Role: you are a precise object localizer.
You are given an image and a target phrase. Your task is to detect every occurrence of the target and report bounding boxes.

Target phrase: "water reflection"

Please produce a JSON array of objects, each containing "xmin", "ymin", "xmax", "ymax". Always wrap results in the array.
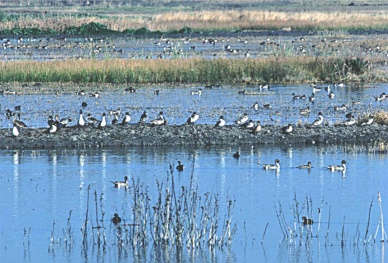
[{"xmin": 0, "ymin": 145, "xmax": 386, "ymax": 263}]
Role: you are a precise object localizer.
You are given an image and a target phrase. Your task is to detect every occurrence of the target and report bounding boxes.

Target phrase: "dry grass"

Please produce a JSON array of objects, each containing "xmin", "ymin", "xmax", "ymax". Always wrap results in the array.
[
  {"xmin": 374, "ymin": 111, "xmax": 388, "ymax": 126},
  {"xmin": 1, "ymin": 10, "xmax": 388, "ymax": 32}
]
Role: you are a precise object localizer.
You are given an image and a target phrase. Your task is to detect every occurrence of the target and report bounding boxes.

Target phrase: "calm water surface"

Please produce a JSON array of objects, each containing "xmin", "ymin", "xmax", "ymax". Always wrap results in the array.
[{"xmin": 0, "ymin": 145, "xmax": 386, "ymax": 262}]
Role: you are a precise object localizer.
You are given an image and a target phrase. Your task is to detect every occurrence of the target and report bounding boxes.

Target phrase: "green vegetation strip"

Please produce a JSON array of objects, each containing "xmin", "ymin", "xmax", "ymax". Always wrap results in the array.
[{"xmin": 0, "ymin": 57, "xmax": 372, "ymax": 84}]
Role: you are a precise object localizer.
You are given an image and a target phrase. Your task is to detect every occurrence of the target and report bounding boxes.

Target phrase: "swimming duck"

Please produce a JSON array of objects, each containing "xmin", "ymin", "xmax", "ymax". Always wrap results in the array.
[
  {"xmin": 292, "ymin": 93, "xmax": 306, "ymax": 100},
  {"xmin": 151, "ymin": 111, "xmax": 165, "ymax": 126},
  {"xmin": 309, "ymin": 93, "xmax": 315, "ymax": 102},
  {"xmin": 334, "ymin": 104, "xmax": 347, "ymax": 111},
  {"xmin": 98, "ymin": 113, "xmax": 107, "ymax": 128},
  {"xmin": 253, "ymin": 101, "xmax": 259, "ymax": 111},
  {"xmin": 328, "ymin": 92, "xmax": 335, "ymax": 99},
  {"xmin": 281, "ymin": 124, "xmax": 293, "ymax": 134},
  {"xmin": 112, "ymin": 213, "xmax": 122, "ymax": 224},
  {"xmin": 327, "ymin": 160, "xmax": 346, "ymax": 172},
  {"xmin": 312, "ymin": 86, "xmax": 321, "ymax": 93},
  {"xmin": 90, "ymin": 91, "xmax": 100, "ymax": 98},
  {"xmin": 302, "ymin": 216, "xmax": 314, "ymax": 225},
  {"xmin": 190, "ymin": 88, "xmax": 202, "ymax": 96},
  {"xmin": 311, "ymin": 112, "xmax": 324, "ymax": 126},
  {"xmin": 335, "ymin": 83, "xmax": 346, "ymax": 88},
  {"xmin": 214, "ymin": 116, "xmax": 226, "ymax": 128},
  {"xmin": 299, "ymin": 106, "xmax": 310, "ymax": 116},
  {"xmin": 111, "ymin": 176, "xmax": 128, "ymax": 188},
  {"xmin": 236, "ymin": 113, "xmax": 248, "ymax": 125},
  {"xmin": 139, "ymin": 111, "xmax": 148, "ymax": 124},
  {"xmin": 176, "ymin": 161, "xmax": 184, "ymax": 171},
  {"xmin": 59, "ymin": 116, "xmax": 72, "ymax": 127},
  {"xmin": 122, "ymin": 112, "xmax": 131, "ymax": 125},
  {"xmin": 77, "ymin": 90, "xmax": 86, "ymax": 96},
  {"xmin": 252, "ymin": 121, "xmax": 262, "ymax": 134},
  {"xmin": 297, "ymin": 161, "xmax": 313, "ymax": 169},
  {"xmin": 259, "ymin": 84, "xmax": 270, "ymax": 90},
  {"xmin": 109, "ymin": 108, "xmax": 121, "ymax": 116},
  {"xmin": 263, "ymin": 104, "xmax": 272, "ymax": 109},
  {"xmin": 262, "ymin": 159, "xmax": 280, "ymax": 170},
  {"xmin": 187, "ymin": 112, "xmax": 199, "ymax": 125},
  {"xmin": 78, "ymin": 110, "xmax": 85, "ymax": 126},
  {"xmin": 233, "ymin": 151, "xmax": 240, "ymax": 159},
  {"xmin": 374, "ymin": 92, "xmax": 386, "ymax": 101}
]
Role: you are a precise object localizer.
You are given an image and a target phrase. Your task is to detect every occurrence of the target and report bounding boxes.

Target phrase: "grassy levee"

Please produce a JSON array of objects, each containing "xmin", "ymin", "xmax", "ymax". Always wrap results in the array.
[{"xmin": 0, "ymin": 56, "xmax": 376, "ymax": 84}]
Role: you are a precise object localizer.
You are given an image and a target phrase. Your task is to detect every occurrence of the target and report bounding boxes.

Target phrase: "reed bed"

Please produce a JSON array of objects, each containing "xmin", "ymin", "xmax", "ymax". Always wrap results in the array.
[
  {"xmin": 1, "ymin": 9, "xmax": 388, "ymax": 32},
  {"xmin": 0, "ymin": 56, "xmax": 378, "ymax": 84},
  {"xmin": 50, "ymin": 163, "xmax": 236, "ymax": 258}
]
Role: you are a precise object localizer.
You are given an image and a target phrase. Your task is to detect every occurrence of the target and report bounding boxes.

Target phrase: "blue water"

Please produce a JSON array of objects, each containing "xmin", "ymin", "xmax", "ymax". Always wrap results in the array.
[{"xmin": 0, "ymin": 145, "xmax": 386, "ymax": 262}]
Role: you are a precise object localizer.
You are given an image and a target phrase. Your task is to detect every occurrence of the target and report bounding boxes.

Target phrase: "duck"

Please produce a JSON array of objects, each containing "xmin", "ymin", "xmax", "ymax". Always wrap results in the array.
[
  {"xmin": 109, "ymin": 108, "xmax": 121, "ymax": 116},
  {"xmin": 328, "ymin": 92, "xmax": 335, "ymax": 99},
  {"xmin": 12, "ymin": 123, "xmax": 19, "ymax": 137},
  {"xmin": 343, "ymin": 115, "xmax": 356, "ymax": 126},
  {"xmin": 111, "ymin": 176, "xmax": 128, "ymax": 188},
  {"xmin": 139, "ymin": 111, "xmax": 148, "ymax": 124},
  {"xmin": 112, "ymin": 213, "xmax": 122, "ymax": 224},
  {"xmin": 359, "ymin": 115, "xmax": 374, "ymax": 126},
  {"xmin": 327, "ymin": 160, "xmax": 346, "ymax": 172},
  {"xmin": 47, "ymin": 123, "xmax": 57, "ymax": 134},
  {"xmin": 98, "ymin": 113, "xmax": 107, "ymax": 128},
  {"xmin": 334, "ymin": 104, "xmax": 347, "ymax": 111},
  {"xmin": 262, "ymin": 159, "xmax": 280, "ymax": 170},
  {"xmin": 312, "ymin": 86, "xmax": 321, "ymax": 93},
  {"xmin": 299, "ymin": 106, "xmax": 310, "ymax": 116},
  {"xmin": 90, "ymin": 91, "xmax": 100, "ymax": 98},
  {"xmin": 311, "ymin": 112, "xmax": 324, "ymax": 126},
  {"xmin": 176, "ymin": 161, "xmax": 184, "ymax": 171},
  {"xmin": 190, "ymin": 88, "xmax": 202, "ymax": 96},
  {"xmin": 309, "ymin": 93, "xmax": 315, "ymax": 102},
  {"xmin": 263, "ymin": 103, "xmax": 272, "ymax": 109},
  {"xmin": 150, "ymin": 111, "xmax": 165, "ymax": 126},
  {"xmin": 78, "ymin": 110, "xmax": 85, "ymax": 126},
  {"xmin": 154, "ymin": 90, "xmax": 160, "ymax": 95},
  {"xmin": 292, "ymin": 93, "xmax": 306, "ymax": 100},
  {"xmin": 253, "ymin": 101, "xmax": 259, "ymax": 111},
  {"xmin": 112, "ymin": 113, "xmax": 119, "ymax": 125},
  {"xmin": 252, "ymin": 121, "xmax": 262, "ymax": 134},
  {"xmin": 233, "ymin": 151, "xmax": 240, "ymax": 159},
  {"xmin": 374, "ymin": 92, "xmax": 386, "ymax": 101},
  {"xmin": 281, "ymin": 124, "xmax": 293, "ymax": 134},
  {"xmin": 86, "ymin": 113, "xmax": 98, "ymax": 126},
  {"xmin": 59, "ymin": 116, "xmax": 72, "ymax": 127},
  {"xmin": 186, "ymin": 112, "xmax": 199, "ymax": 125},
  {"xmin": 77, "ymin": 90, "xmax": 86, "ymax": 96},
  {"xmin": 235, "ymin": 113, "xmax": 248, "ymax": 125},
  {"xmin": 259, "ymin": 84, "xmax": 270, "ymax": 90},
  {"xmin": 243, "ymin": 119, "xmax": 255, "ymax": 129},
  {"xmin": 335, "ymin": 83, "xmax": 346, "ymax": 88},
  {"xmin": 47, "ymin": 115, "xmax": 54, "ymax": 127},
  {"xmin": 214, "ymin": 116, "xmax": 226, "ymax": 128},
  {"xmin": 302, "ymin": 216, "xmax": 314, "ymax": 225},
  {"xmin": 297, "ymin": 161, "xmax": 313, "ymax": 169},
  {"xmin": 121, "ymin": 112, "xmax": 131, "ymax": 125}
]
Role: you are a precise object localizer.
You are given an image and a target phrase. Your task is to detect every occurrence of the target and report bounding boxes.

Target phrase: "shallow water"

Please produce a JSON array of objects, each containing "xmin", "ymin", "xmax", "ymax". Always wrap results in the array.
[
  {"xmin": 1, "ymin": 83, "xmax": 387, "ymax": 130},
  {"xmin": 0, "ymin": 145, "xmax": 386, "ymax": 262}
]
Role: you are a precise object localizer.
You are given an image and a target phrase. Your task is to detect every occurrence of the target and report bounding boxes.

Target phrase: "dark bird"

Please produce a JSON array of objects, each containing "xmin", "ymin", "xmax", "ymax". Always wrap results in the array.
[
  {"xmin": 176, "ymin": 161, "xmax": 184, "ymax": 171},
  {"xmin": 112, "ymin": 213, "xmax": 122, "ymax": 224},
  {"xmin": 233, "ymin": 151, "xmax": 240, "ymax": 159},
  {"xmin": 139, "ymin": 111, "xmax": 148, "ymax": 124}
]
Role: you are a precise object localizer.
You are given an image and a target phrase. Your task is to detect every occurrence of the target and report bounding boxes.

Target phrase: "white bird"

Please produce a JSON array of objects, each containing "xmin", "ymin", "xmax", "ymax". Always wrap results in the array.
[
  {"xmin": 98, "ymin": 113, "xmax": 107, "ymax": 128},
  {"xmin": 328, "ymin": 160, "xmax": 346, "ymax": 172},
  {"xmin": 262, "ymin": 159, "xmax": 280, "ymax": 170},
  {"xmin": 311, "ymin": 112, "xmax": 324, "ymax": 126},
  {"xmin": 214, "ymin": 116, "xmax": 226, "ymax": 127},
  {"xmin": 150, "ymin": 111, "xmax": 166, "ymax": 126},
  {"xmin": 12, "ymin": 124, "xmax": 19, "ymax": 137},
  {"xmin": 122, "ymin": 112, "xmax": 131, "ymax": 125},
  {"xmin": 187, "ymin": 112, "xmax": 199, "ymax": 124},
  {"xmin": 236, "ymin": 113, "xmax": 248, "ymax": 125},
  {"xmin": 78, "ymin": 110, "xmax": 85, "ymax": 126}
]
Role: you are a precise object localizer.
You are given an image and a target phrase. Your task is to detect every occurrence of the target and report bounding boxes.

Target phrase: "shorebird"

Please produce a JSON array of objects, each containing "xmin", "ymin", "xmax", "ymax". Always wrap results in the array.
[
  {"xmin": 262, "ymin": 159, "xmax": 280, "ymax": 170},
  {"xmin": 111, "ymin": 176, "xmax": 128, "ymax": 188}
]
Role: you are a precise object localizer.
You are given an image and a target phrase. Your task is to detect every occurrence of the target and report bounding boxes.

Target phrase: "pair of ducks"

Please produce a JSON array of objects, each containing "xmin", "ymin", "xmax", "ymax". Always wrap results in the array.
[{"xmin": 261, "ymin": 159, "xmax": 346, "ymax": 172}]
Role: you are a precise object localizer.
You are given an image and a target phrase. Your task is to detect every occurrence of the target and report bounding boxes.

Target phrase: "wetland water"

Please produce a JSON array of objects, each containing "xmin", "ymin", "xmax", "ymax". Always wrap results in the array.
[{"xmin": 0, "ymin": 145, "xmax": 387, "ymax": 263}]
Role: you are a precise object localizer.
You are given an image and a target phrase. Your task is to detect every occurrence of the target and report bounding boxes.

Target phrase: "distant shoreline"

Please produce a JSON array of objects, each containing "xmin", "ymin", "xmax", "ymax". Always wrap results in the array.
[{"xmin": 1, "ymin": 124, "xmax": 387, "ymax": 150}]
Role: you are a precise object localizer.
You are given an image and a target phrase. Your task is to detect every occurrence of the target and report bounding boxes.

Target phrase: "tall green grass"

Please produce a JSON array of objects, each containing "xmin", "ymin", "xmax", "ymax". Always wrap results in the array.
[{"xmin": 0, "ymin": 56, "xmax": 379, "ymax": 84}]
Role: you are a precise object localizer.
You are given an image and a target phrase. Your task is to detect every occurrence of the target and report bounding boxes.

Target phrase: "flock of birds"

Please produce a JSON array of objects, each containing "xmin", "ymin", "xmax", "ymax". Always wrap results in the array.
[{"xmin": 4, "ymin": 81, "xmax": 386, "ymax": 139}]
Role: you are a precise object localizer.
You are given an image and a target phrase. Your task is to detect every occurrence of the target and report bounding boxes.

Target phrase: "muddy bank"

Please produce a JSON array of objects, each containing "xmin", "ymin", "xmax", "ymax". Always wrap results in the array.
[{"xmin": 1, "ymin": 123, "xmax": 387, "ymax": 150}]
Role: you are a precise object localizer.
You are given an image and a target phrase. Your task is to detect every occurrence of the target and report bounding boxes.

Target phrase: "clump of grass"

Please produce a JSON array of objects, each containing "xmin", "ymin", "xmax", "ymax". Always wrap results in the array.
[{"xmin": 374, "ymin": 111, "xmax": 388, "ymax": 126}]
